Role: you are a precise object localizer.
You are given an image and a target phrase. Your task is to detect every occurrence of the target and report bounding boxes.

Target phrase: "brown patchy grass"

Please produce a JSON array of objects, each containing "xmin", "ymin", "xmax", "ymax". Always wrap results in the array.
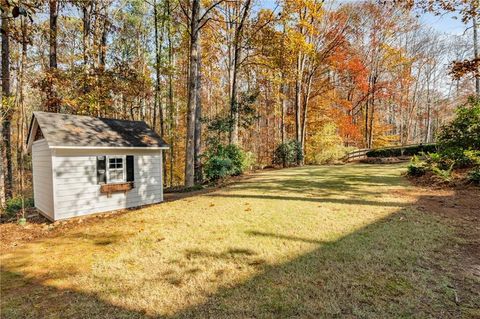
[{"xmin": 1, "ymin": 164, "xmax": 478, "ymax": 318}]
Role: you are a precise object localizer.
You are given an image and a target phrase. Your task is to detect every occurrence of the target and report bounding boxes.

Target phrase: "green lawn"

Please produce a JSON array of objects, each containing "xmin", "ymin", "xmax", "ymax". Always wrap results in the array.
[{"xmin": 0, "ymin": 164, "xmax": 474, "ymax": 318}]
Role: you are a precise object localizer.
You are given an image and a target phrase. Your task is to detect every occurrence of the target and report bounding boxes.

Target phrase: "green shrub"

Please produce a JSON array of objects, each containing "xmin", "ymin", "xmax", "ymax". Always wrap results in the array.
[
  {"xmin": 407, "ymin": 155, "xmax": 427, "ymax": 176},
  {"xmin": 432, "ymin": 97, "xmax": 479, "ymax": 168},
  {"xmin": 4, "ymin": 196, "xmax": 34, "ymax": 215},
  {"xmin": 367, "ymin": 148, "xmax": 400, "ymax": 157},
  {"xmin": 464, "ymin": 150, "xmax": 480, "ymax": 166},
  {"xmin": 403, "ymin": 144, "xmax": 437, "ymax": 156},
  {"xmin": 468, "ymin": 167, "xmax": 480, "ymax": 184},
  {"xmin": 407, "ymin": 164, "xmax": 426, "ymax": 177},
  {"xmin": 204, "ymin": 156, "xmax": 234, "ymax": 181},
  {"xmin": 405, "ymin": 98, "xmax": 480, "ymax": 181},
  {"xmin": 224, "ymin": 144, "xmax": 246, "ymax": 176},
  {"xmin": 437, "ymin": 97, "xmax": 480, "ymax": 152},
  {"xmin": 431, "ymin": 163, "xmax": 454, "ymax": 181},
  {"xmin": 423, "ymin": 152, "xmax": 455, "ymax": 170},
  {"xmin": 203, "ymin": 142, "xmax": 251, "ymax": 181},
  {"xmin": 273, "ymin": 140, "xmax": 303, "ymax": 167},
  {"xmin": 367, "ymin": 144, "xmax": 437, "ymax": 158},
  {"xmin": 424, "ymin": 152, "xmax": 441, "ymax": 164}
]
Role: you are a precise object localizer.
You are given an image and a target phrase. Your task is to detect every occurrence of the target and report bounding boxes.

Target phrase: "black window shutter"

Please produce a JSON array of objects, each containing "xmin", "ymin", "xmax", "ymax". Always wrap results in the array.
[
  {"xmin": 97, "ymin": 156, "xmax": 106, "ymax": 184},
  {"xmin": 126, "ymin": 156, "xmax": 134, "ymax": 182}
]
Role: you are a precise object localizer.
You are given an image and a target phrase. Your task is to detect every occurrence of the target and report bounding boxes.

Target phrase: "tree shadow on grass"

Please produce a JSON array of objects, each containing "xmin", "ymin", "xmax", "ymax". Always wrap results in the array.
[
  {"xmin": 207, "ymin": 193, "xmax": 408, "ymax": 207},
  {"xmin": 0, "ymin": 270, "xmax": 154, "ymax": 319},
  {"xmin": 229, "ymin": 166, "xmax": 408, "ymax": 199},
  {"xmin": 0, "ymin": 193, "xmax": 467, "ymax": 319},
  {"xmin": 245, "ymin": 230, "xmax": 326, "ymax": 244},
  {"xmin": 172, "ymin": 194, "xmax": 461, "ymax": 318}
]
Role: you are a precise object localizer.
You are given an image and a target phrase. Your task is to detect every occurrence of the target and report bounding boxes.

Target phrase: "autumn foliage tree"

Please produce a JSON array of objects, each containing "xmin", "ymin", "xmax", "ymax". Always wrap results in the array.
[{"xmin": 0, "ymin": 0, "xmax": 477, "ymax": 206}]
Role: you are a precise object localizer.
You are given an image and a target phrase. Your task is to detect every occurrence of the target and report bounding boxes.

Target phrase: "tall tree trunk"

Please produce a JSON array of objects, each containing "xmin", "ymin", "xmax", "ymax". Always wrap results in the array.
[
  {"xmin": 279, "ymin": 21, "xmax": 287, "ymax": 145},
  {"xmin": 0, "ymin": 159, "xmax": 4, "ymax": 207},
  {"xmin": 368, "ymin": 75, "xmax": 377, "ymax": 149},
  {"xmin": 368, "ymin": 100, "xmax": 375, "ymax": 148},
  {"xmin": 300, "ymin": 72, "xmax": 313, "ymax": 163},
  {"xmin": 18, "ymin": 16, "xmax": 28, "ymax": 217},
  {"xmin": 15, "ymin": 15, "xmax": 28, "ymax": 192},
  {"xmin": 294, "ymin": 52, "xmax": 305, "ymax": 152},
  {"xmin": 167, "ymin": 0, "xmax": 175, "ymax": 187},
  {"xmin": 48, "ymin": 0, "xmax": 59, "ymax": 112},
  {"xmin": 194, "ymin": 45, "xmax": 203, "ymax": 184},
  {"xmin": 185, "ymin": 0, "xmax": 200, "ymax": 187},
  {"xmin": 364, "ymin": 97, "xmax": 369, "ymax": 148},
  {"xmin": 295, "ymin": 61, "xmax": 301, "ymax": 144},
  {"xmin": 1, "ymin": 9, "xmax": 13, "ymax": 201},
  {"xmin": 229, "ymin": 0, "xmax": 252, "ymax": 145},
  {"xmin": 98, "ymin": 7, "xmax": 108, "ymax": 117},
  {"xmin": 280, "ymin": 81, "xmax": 286, "ymax": 144},
  {"xmin": 153, "ymin": 0, "xmax": 165, "ymax": 134},
  {"xmin": 99, "ymin": 17, "xmax": 107, "ymax": 69},
  {"xmin": 473, "ymin": 11, "xmax": 479, "ymax": 96},
  {"xmin": 82, "ymin": 2, "xmax": 92, "ymax": 94},
  {"xmin": 153, "ymin": 1, "xmax": 168, "ymax": 187},
  {"xmin": 425, "ymin": 70, "xmax": 432, "ymax": 143},
  {"xmin": 294, "ymin": 8, "xmax": 307, "ymax": 155}
]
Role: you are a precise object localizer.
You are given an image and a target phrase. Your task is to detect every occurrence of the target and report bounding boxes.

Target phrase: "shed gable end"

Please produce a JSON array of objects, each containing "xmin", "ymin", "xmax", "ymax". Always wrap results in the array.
[{"xmin": 34, "ymin": 126, "xmax": 44, "ymax": 141}]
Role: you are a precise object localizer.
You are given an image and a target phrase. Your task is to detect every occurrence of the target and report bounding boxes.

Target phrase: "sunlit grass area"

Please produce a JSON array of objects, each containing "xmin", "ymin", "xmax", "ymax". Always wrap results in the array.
[{"xmin": 0, "ymin": 164, "xmax": 466, "ymax": 318}]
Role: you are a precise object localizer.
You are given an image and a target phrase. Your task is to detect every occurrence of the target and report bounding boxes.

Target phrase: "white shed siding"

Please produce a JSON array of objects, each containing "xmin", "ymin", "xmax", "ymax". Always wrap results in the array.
[
  {"xmin": 53, "ymin": 149, "xmax": 163, "ymax": 220},
  {"xmin": 32, "ymin": 139, "xmax": 54, "ymax": 219}
]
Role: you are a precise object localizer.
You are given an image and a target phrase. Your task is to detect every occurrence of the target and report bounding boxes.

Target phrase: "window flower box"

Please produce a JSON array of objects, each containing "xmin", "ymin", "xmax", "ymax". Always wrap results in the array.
[{"xmin": 100, "ymin": 182, "xmax": 134, "ymax": 195}]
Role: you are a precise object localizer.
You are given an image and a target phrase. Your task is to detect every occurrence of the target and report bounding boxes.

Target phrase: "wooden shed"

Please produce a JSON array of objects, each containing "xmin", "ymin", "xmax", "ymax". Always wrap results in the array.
[{"xmin": 26, "ymin": 112, "xmax": 169, "ymax": 221}]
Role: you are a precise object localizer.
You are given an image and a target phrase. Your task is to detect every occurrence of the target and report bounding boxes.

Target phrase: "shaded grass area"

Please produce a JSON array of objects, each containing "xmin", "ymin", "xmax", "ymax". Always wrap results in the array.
[{"xmin": 1, "ymin": 164, "xmax": 477, "ymax": 318}]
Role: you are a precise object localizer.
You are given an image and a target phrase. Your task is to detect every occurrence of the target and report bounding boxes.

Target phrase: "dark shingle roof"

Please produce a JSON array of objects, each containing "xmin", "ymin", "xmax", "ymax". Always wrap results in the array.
[{"xmin": 30, "ymin": 112, "xmax": 168, "ymax": 148}]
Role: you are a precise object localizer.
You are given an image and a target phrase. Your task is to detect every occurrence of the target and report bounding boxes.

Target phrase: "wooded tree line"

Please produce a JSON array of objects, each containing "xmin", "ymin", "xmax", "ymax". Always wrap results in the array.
[{"xmin": 1, "ymin": 0, "xmax": 479, "ymax": 205}]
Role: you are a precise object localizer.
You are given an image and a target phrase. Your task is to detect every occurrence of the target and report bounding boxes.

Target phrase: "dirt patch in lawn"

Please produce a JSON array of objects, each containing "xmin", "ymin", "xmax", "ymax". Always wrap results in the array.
[
  {"xmin": 407, "ymin": 168, "xmax": 478, "ymax": 189},
  {"xmin": 412, "ymin": 186, "xmax": 480, "ymax": 315},
  {"xmin": 0, "ymin": 211, "xmax": 128, "ymax": 251}
]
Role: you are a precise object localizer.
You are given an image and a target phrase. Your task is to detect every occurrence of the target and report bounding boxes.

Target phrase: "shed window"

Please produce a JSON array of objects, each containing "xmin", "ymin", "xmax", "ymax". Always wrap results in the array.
[{"xmin": 107, "ymin": 156, "xmax": 126, "ymax": 183}]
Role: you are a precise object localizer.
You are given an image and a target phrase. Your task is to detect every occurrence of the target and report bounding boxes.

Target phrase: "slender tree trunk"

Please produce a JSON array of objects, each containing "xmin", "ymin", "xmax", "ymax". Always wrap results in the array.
[
  {"xmin": 49, "ymin": 1, "xmax": 58, "ymax": 69},
  {"xmin": 368, "ymin": 101, "xmax": 375, "ymax": 148},
  {"xmin": 1, "ymin": 9, "xmax": 13, "ymax": 202},
  {"xmin": 229, "ymin": 0, "xmax": 252, "ymax": 145},
  {"xmin": 185, "ymin": 0, "xmax": 200, "ymax": 187},
  {"xmin": 364, "ymin": 98, "xmax": 369, "ymax": 148},
  {"xmin": 473, "ymin": 12, "xmax": 479, "ymax": 96},
  {"xmin": 295, "ymin": 53, "xmax": 303, "ymax": 146},
  {"xmin": 280, "ymin": 22, "xmax": 287, "ymax": 145},
  {"xmin": 300, "ymin": 73, "xmax": 313, "ymax": 163},
  {"xmin": 153, "ymin": 0, "xmax": 167, "ymax": 185},
  {"xmin": 194, "ymin": 45, "xmax": 203, "ymax": 184},
  {"xmin": 48, "ymin": 0, "xmax": 59, "ymax": 112},
  {"xmin": 425, "ymin": 72, "xmax": 432, "ymax": 143},
  {"xmin": 280, "ymin": 81, "xmax": 286, "ymax": 144},
  {"xmin": 368, "ymin": 75, "xmax": 377, "ymax": 149},
  {"xmin": 152, "ymin": 0, "xmax": 163, "ymax": 132},
  {"xmin": 0, "ymin": 159, "xmax": 4, "ymax": 207},
  {"xmin": 294, "ymin": 8, "xmax": 307, "ymax": 155},
  {"xmin": 167, "ymin": 0, "xmax": 175, "ymax": 187},
  {"xmin": 19, "ymin": 16, "xmax": 28, "ymax": 217},
  {"xmin": 14, "ymin": 16, "xmax": 27, "ymax": 197},
  {"xmin": 99, "ymin": 17, "xmax": 107, "ymax": 69},
  {"xmin": 294, "ymin": 51, "xmax": 307, "ymax": 158},
  {"xmin": 83, "ymin": 2, "xmax": 91, "ymax": 94},
  {"xmin": 98, "ymin": 7, "xmax": 108, "ymax": 116},
  {"xmin": 229, "ymin": 53, "xmax": 240, "ymax": 144}
]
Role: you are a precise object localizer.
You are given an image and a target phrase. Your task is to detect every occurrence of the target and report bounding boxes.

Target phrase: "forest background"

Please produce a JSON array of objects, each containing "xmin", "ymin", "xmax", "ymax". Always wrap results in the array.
[{"xmin": 1, "ymin": 0, "xmax": 479, "ymax": 207}]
